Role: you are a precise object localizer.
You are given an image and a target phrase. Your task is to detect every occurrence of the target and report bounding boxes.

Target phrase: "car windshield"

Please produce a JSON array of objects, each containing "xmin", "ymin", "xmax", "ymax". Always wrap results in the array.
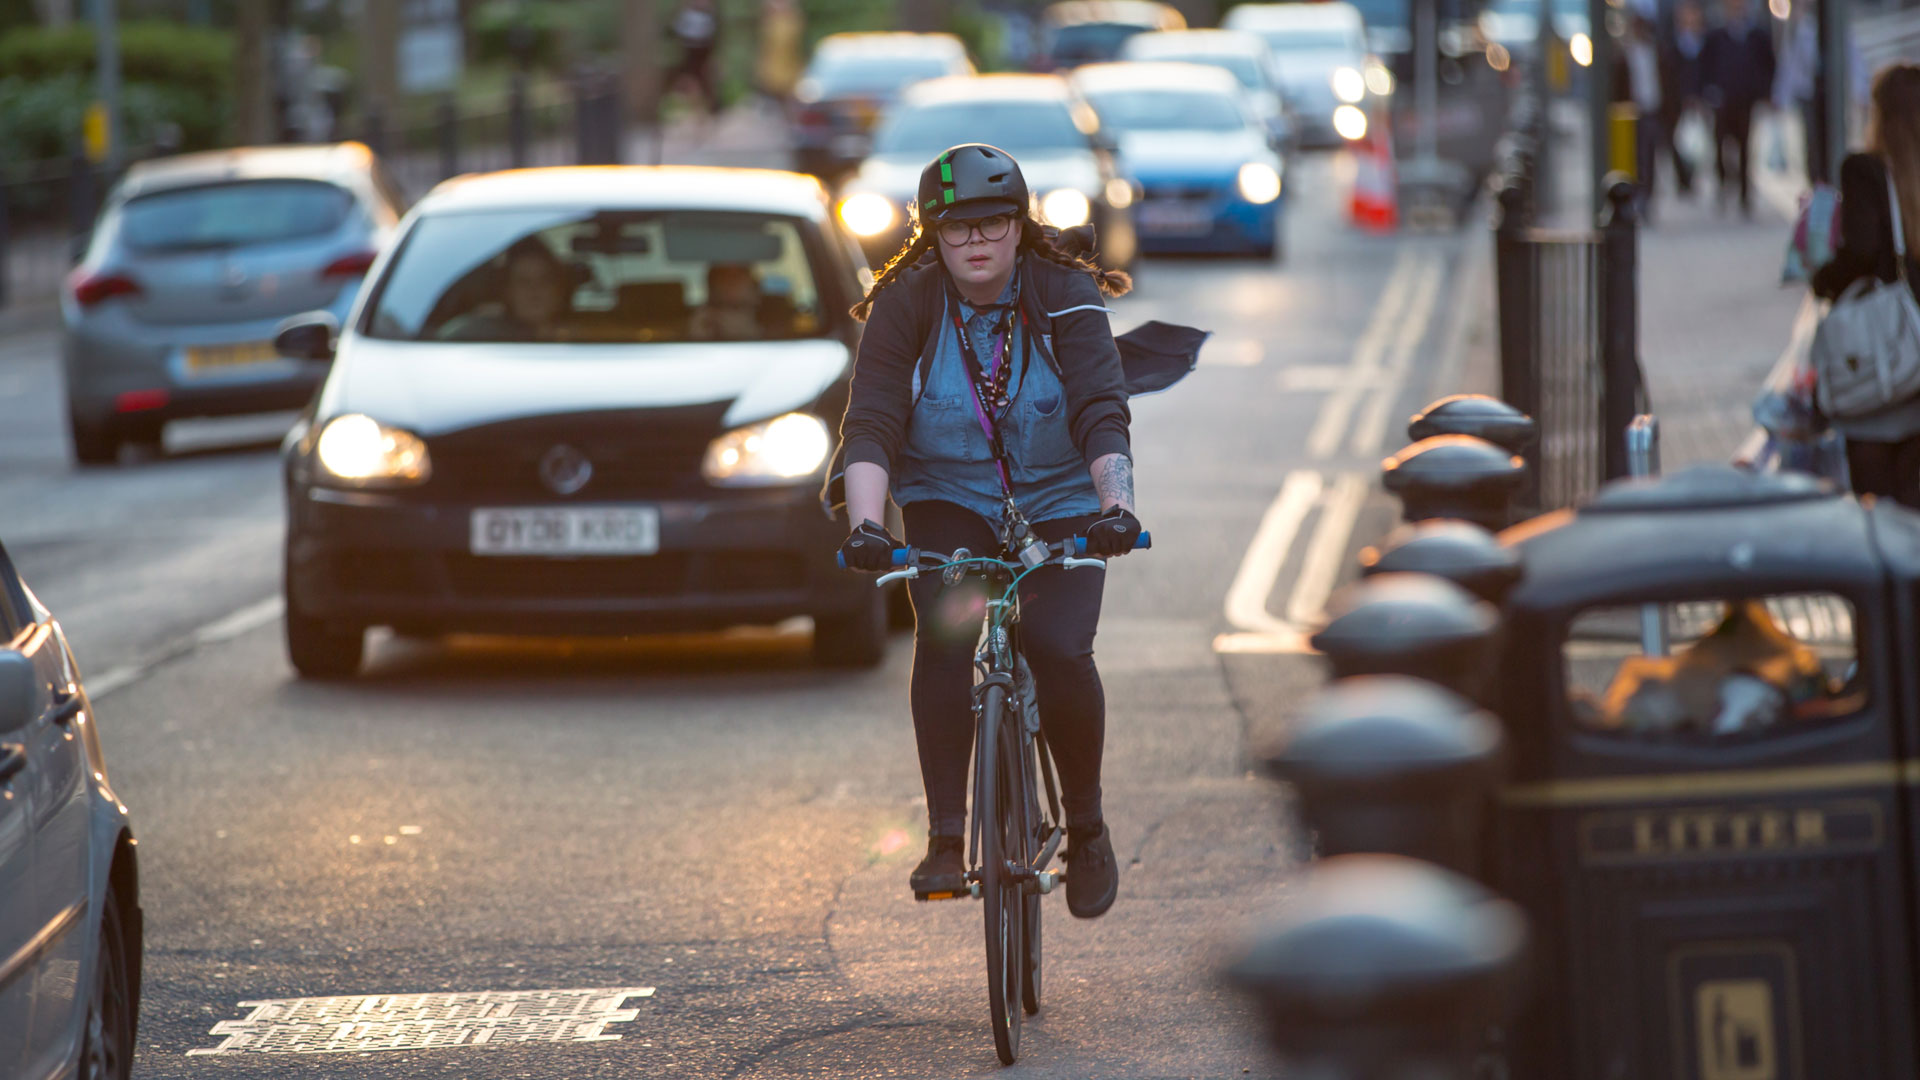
[
  {"xmin": 1135, "ymin": 51, "xmax": 1263, "ymax": 88},
  {"xmin": 1256, "ymin": 28, "xmax": 1360, "ymax": 52},
  {"xmin": 118, "ymin": 180, "xmax": 353, "ymax": 253},
  {"xmin": 363, "ymin": 209, "xmax": 829, "ymax": 344},
  {"xmin": 1346, "ymin": 0, "xmax": 1407, "ymax": 30},
  {"xmin": 874, "ymin": 101, "xmax": 1087, "ymax": 155},
  {"xmin": 1086, "ymin": 89, "xmax": 1245, "ymax": 132},
  {"xmin": 1486, "ymin": 0, "xmax": 1587, "ymax": 13},
  {"xmin": 808, "ymin": 55, "xmax": 955, "ymax": 97},
  {"xmin": 1047, "ymin": 23, "xmax": 1150, "ymax": 63}
]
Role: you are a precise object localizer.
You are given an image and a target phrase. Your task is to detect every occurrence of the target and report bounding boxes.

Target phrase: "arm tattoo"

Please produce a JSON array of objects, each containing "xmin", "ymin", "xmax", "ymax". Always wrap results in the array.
[{"xmin": 1095, "ymin": 454, "xmax": 1135, "ymax": 512}]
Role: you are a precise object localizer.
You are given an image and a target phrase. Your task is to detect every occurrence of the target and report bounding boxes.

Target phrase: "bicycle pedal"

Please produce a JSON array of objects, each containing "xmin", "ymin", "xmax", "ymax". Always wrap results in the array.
[{"xmin": 915, "ymin": 889, "xmax": 969, "ymax": 902}]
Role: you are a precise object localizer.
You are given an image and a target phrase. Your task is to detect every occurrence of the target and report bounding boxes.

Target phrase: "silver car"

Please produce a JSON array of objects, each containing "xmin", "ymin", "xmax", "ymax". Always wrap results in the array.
[
  {"xmin": 62, "ymin": 143, "xmax": 406, "ymax": 465},
  {"xmin": 0, "ymin": 539, "xmax": 141, "ymax": 1079}
]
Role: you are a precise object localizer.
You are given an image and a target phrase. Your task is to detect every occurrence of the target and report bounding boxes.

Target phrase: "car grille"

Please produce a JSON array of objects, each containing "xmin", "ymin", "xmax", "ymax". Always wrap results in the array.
[
  {"xmin": 1140, "ymin": 182, "xmax": 1222, "ymax": 203},
  {"xmin": 425, "ymin": 404, "xmax": 730, "ymax": 501},
  {"xmin": 441, "ymin": 552, "xmax": 804, "ymax": 600}
]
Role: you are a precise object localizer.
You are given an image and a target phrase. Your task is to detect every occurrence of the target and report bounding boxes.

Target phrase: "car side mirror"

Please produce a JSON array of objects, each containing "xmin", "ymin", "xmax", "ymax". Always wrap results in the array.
[
  {"xmin": 275, "ymin": 311, "xmax": 340, "ymax": 362},
  {"xmin": 0, "ymin": 652, "xmax": 36, "ymax": 734}
]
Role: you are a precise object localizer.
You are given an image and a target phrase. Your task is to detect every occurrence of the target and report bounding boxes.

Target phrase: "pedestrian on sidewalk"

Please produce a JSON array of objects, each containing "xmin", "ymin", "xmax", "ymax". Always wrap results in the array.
[
  {"xmin": 669, "ymin": 0, "xmax": 723, "ymax": 119},
  {"xmin": 1701, "ymin": 0, "xmax": 1776, "ymax": 217},
  {"xmin": 754, "ymin": 0, "xmax": 805, "ymax": 110},
  {"xmin": 1614, "ymin": 14, "xmax": 1669, "ymax": 219},
  {"xmin": 1664, "ymin": 0, "xmax": 1709, "ymax": 196},
  {"xmin": 1811, "ymin": 63, "xmax": 1920, "ymax": 506}
]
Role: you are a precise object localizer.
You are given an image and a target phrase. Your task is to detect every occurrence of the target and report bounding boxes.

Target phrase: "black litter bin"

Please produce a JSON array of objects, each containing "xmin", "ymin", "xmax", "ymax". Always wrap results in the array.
[{"xmin": 1493, "ymin": 465, "xmax": 1917, "ymax": 1080}]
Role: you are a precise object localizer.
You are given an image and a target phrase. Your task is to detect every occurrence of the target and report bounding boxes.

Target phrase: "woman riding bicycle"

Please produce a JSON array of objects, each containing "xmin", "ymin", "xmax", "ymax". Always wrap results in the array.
[{"xmin": 835, "ymin": 143, "xmax": 1143, "ymax": 920}]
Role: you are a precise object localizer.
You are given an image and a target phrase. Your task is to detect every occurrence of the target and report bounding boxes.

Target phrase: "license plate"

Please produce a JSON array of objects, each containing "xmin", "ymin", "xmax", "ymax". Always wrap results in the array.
[
  {"xmin": 185, "ymin": 340, "xmax": 279, "ymax": 372},
  {"xmin": 1137, "ymin": 199, "xmax": 1215, "ymax": 235},
  {"xmin": 469, "ymin": 506, "xmax": 660, "ymax": 556}
]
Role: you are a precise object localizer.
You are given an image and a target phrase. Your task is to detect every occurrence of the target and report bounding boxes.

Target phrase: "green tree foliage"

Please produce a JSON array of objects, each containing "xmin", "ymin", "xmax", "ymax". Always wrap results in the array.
[{"xmin": 0, "ymin": 21, "xmax": 233, "ymax": 165}]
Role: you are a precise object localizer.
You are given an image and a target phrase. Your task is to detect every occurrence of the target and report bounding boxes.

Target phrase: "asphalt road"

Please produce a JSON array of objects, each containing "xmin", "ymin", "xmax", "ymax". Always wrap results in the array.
[{"xmin": 0, "ymin": 153, "xmax": 1478, "ymax": 1078}]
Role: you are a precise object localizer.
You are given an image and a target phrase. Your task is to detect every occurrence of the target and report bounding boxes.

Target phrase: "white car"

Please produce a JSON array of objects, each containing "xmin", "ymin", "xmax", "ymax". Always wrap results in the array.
[
  {"xmin": 1478, "ymin": 0, "xmax": 1592, "ymax": 68},
  {"xmin": 0, "ymin": 540, "xmax": 141, "ymax": 1080},
  {"xmin": 1222, "ymin": 2, "xmax": 1386, "ymax": 147},
  {"xmin": 275, "ymin": 166, "xmax": 901, "ymax": 675},
  {"xmin": 1118, "ymin": 29, "xmax": 1299, "ymax": 149}
]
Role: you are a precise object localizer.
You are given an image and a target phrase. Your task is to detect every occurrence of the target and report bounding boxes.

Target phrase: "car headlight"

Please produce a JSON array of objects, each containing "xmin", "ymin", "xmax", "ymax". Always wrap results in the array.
[
  {"xmin": 702, "ymin": 412, "xmax": 831, "ymax": 486},
  {"xmin": 1570, "ymin": 32, "xmax": 1593, "ymax": 67},
  {"xmin": 1331, "ymin": 66, "xmax": 1367, "ymax": 103},
  {"xmin": 314, "ymin": 413, "xmax": 431, "ymax": 486},
  {"xmin": 1236, "ymin": 162, "xmax": 1282, "ymax": 205},
  {"xmin": 1333, "ymin": 104, "xmax": 1369, "ymax": 141},
  {"xmin": 1040, "ymin": 188, "xmax": 1092, "ymax": 229},
  {"xmin": 1364, "ymin": 62, "xmax": 1395, "ymax": 97},
  {"xmin": 838, "ymin": 193, "xmax": 897, "ymax": 238},
  {"xmin": 1104, "ymin": 176, "xmax": 1135, "ymax": 210}
]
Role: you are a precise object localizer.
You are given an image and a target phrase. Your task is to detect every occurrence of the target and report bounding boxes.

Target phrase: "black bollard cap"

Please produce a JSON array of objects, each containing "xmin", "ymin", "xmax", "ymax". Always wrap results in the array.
[
  {"xmin": 1226, "ymin": 855, "xmax": 1528, "ymax": 1042},
  {"xmin": 1310, "ymin": 573, "xmax": 1499, "ymax": 664},
  {"xmin": 1381, "ymin": 435, "xmax": 1528, "ymax": 497},
  {"xmin": 1408, "ymin": 395, "xmax": 1537, "ymax": 454},
  {"xmin": 1263, "ymin": 675, "xmax": 1505, "ymax": 801},
  {"xmin": 1359, "ymin": 519, "xmax": 1524, "ymax": 604}
]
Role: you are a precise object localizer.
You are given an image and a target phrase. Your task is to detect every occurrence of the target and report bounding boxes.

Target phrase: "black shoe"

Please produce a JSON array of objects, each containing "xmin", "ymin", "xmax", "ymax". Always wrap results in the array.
[
  {"xmin": 910, "ymin": 835, "xmax": 966, "ymax": 897},
  {"xmin": 1064, "ymin": 823, "xmax": 1118, "ymax": 919}
]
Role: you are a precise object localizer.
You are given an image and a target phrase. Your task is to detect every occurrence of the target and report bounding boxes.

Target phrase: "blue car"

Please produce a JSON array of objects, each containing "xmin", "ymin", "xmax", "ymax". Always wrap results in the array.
[{"xmin": 1074, "ymin": 62, "xmax": 1287, "ymax": 259}]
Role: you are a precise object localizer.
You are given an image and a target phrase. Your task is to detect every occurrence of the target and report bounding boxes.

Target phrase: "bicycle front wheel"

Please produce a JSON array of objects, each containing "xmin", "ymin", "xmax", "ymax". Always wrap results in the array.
[{"xmin": 978, "ymin": 685, "xmax": 1026, "ymax": 1065}]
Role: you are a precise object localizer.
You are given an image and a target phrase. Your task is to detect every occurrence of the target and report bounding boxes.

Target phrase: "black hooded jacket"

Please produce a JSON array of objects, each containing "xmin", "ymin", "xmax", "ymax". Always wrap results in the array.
[{"xmin": 838, "ymin": 256, "xmax": 1132, "ymax": 476}]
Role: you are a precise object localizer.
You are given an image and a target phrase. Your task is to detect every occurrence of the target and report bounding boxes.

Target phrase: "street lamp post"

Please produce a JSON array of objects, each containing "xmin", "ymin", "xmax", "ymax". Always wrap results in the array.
[{"xmin": 90, "ymin": 0, "xmax": 121, "ymax": 173}]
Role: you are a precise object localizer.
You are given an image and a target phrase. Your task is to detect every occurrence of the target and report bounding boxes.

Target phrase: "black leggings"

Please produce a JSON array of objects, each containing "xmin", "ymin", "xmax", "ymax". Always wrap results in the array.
[
  {"xmin": 903, "ymin": 501, "xmax": 1107, "ymax": 838},
  {"xmin": 1846, "ymin": 435, "xmax": 1920, "ymax": 509}
]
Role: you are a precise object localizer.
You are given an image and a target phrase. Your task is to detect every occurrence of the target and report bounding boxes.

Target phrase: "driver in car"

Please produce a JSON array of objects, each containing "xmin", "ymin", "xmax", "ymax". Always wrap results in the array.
[{"xmin": 690, "ymin": 262, "xmax": 765, "ymax": 340}]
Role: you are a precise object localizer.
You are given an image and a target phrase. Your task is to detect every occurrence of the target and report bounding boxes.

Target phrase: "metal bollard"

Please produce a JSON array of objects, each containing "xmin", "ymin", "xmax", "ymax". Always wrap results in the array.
[
  {"xmin": 1311, "ymin": 573, "xmax": 1501, "ymax": 700},
  {"xmin": 436, "ymin": 94, "xmax": 459, "ymax": 180},
  {"xmin": 1407, "ymin": 394, "xmax": 1537, "ymax": 456},
  {"xmin": 1226, "ymin": 854, "xmax": 1529, "ymax": 1080},
  {"xmin": 1380, "ymin": 435, "xmax": 1528, "ymax": 531},
  {"xmin": 508, "ymin": 73, "xmax": 530, "ymax": 168},
  {"xmin": 1358, "ymin": 519, "xmax": 1523, "ymax": 606},
  {"xmin": 1263, "ymin": 675, "xmax": 1504, "ymax": 874}
]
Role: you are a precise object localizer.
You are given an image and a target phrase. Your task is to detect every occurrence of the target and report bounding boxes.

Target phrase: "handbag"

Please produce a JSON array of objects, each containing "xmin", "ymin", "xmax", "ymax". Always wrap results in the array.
[{"xmin": 1812, "ymin": 168, "xmax": 1920, "ymax": 419}]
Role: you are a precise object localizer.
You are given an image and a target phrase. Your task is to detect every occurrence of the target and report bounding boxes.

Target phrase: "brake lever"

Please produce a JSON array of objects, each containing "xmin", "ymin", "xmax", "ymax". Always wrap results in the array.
[
  {"xmin": 1061, "ymin": 557, "xmax": 1107, "ymax": 570},
  {"xmin": 875, "ymin": 567, "xmax": 921, "ymax": 587}
]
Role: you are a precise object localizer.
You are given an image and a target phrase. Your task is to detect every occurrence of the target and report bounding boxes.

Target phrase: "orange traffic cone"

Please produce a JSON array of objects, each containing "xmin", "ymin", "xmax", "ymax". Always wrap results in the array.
[{"xmin": 1349, "ymin": 122, "xmax": 1398, "ymax": 232}]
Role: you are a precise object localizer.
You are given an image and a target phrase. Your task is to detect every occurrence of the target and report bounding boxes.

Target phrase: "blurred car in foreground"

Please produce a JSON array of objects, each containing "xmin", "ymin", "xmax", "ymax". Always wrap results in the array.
[
  {"xmin": 1118, "ymin": 29, "xmax": 1298, "ymax": 148},
  {"xmin": 834, "ymin": 75, "xmax": 1137, "ymax": 270},
  {"xmin": 1074, "ymin": 62, "xmax": 1287, "ymax": 258},
  {"xmin": 1037, "ymin": 0, "xmax": 1185, "ymax": 69},
  {"xmin": 1221, "ymin": 2, "xmax": 1385, "ymax": 147},
  {"xmin": 62, "ymin": 143, "xmax": 404, "ymax": 465},
  {"xmin": 0, "ymin": 540, "xmax": 141, "ymax": 1080},
  {"xmin": 791, "ymin": 33, "xmax": 975, "ymax": 180},
  {"xmin": 278, "ymin": 166, "xmax": 891, "ymax": 677}
]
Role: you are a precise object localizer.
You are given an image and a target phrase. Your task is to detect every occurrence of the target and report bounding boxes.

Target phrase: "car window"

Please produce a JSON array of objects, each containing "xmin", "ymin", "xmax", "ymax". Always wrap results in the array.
[
  {"xmin": 1256, "ymin": 28, "xmax": 1361, "ymax": 52},
  {"xmin": 1046, "ymin": 22, "xmax": 1150, "ymax": 63},
  {"xmin": 875, "ymin": 100, "xmax": 1088, "ymax": 156},
  {"xmin": 1085, "ymin": 89, "xmax": 1247, "ymax": 132},
  {"xmin": 1148, "ymin": 52, "xmax": 1263, "ymax": 89},
  {"xmin": 362, "ymin": 209, "xmax": 831, "ymax": 345},
  {"xmin": 1345, "ymin": 0, "xmax": 1407, "ymax": 29},
  {"xmin": 804, "ymin": 55, "xmax": 960, "ymax": 97},
  {"xmin": 117, "ymin": 180, "xmax": 354, "ymax": 254},
  {"xmin": 0, "ymin": 547, "xmax": 29, "ymax": 641}
]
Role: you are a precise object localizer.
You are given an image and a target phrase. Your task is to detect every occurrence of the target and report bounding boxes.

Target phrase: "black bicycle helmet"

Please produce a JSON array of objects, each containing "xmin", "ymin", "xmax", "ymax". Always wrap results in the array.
[{"xmin": 916, "ymin": 143, "xmax": 1030, "ymax": 223}]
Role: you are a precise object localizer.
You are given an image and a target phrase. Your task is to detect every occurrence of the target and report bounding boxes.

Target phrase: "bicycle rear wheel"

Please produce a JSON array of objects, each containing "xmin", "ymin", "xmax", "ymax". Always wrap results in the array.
[{"xmin": 979, "ymin": 686, "xmax": 1026, "ymax": 1065}]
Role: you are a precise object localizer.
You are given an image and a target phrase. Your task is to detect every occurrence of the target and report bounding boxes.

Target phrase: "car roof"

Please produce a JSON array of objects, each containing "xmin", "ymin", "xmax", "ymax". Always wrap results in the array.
[
  {"xmin": 1123, "ymin": 29, "xmax": 1270, "ymax": 56},
  {"xmin": 413, "ymin": 166, "xmax": 831, "ymax": 220},
  {"xmin": 902, "ymin": 73, "xmax": 1075, "ymax": 105},
  {"xmin": 813, "ymin": 31, "xmax": 967, "ymax": 58},
  {"xmin": 1042, "ymin": 0, "xmax": 1185, "ymax": 28},
  {"xmin": 1224, "ymin": 2, "xmax": 1366, "ymax": 31},
  {"xmin": 116, "ymin": 142, "xmax": 377, "ymax": 199},
  {"xmin": 1071, "ymin": 61, "xmax": 1244, "ymax": 94}
]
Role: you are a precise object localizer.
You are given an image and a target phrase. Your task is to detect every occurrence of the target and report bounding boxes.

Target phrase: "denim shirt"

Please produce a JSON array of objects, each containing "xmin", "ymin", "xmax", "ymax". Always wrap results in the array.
[{"xmin": 892, "ymin": 274, "xmax": 1101, "ymax": 524}]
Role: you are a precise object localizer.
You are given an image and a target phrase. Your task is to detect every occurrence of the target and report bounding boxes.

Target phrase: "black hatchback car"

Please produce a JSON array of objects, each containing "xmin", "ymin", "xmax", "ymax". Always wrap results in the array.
[{"xmin": 274, "ymin": 166, "xmax": 890, "ymax": 677}]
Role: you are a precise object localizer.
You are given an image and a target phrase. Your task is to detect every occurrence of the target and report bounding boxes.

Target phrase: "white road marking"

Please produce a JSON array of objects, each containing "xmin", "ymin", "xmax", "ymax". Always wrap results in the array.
[
  {"xmin": 1302, "ymin": 250, "xmax": 1420, "ymax": 460},
  {"xmin": 1221, "ymin": 471, "xmax": 1323, "ymax": 637},
  {"xmin": 1216, "ymin": 247, "xmax": 1451, "ymax": 655},
  {"xmin": 85, "ymin": 595, "xmax": 284, "ymax": 701},
  {"xmin": 189, "ymin": 987, "xmax": 657, "ymax": 1055},
  {"xmin": 1285, "ymin": 472, "xmax": 1370, "ymax": 628},
  {"xmin": 1349, "ymin": 256, "xmax": 1445, "ymax": 456}
]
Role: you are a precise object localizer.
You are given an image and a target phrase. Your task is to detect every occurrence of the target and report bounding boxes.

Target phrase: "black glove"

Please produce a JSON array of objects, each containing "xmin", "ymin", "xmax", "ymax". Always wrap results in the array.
[
  {"xmin": 1083, "ymin": 507, "xmax": 1143, "ymax": 557},
  {"xmin": 839, "ymin": 519, "xmax": 901, "ymax": 572}
]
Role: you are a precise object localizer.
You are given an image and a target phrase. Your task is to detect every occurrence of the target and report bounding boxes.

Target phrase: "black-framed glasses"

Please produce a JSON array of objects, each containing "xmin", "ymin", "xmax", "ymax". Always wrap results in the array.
[{"xmin": 936, "ymin": 213, "xmax": 1016, "ymax": 247}]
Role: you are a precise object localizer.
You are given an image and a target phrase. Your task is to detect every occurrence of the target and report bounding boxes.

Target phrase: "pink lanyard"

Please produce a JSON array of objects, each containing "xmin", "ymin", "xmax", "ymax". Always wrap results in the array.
[{"xmin": 960, "ymin": 321, "xmax": 1015, "ymax": 496}]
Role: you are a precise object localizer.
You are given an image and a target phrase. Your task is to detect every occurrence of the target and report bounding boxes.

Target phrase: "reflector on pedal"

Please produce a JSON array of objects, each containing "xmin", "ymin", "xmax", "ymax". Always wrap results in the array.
[{"xmin": 916, "ymin": 890, "xmax": 966, "ymax": 901}]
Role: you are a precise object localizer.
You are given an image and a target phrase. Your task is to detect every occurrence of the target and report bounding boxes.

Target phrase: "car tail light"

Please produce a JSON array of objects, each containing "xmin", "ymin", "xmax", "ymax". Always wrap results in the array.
[
  {"xmin": 68, "ymin": 269, "xmax": 142, "ymax": 308},
  {"xmin": 796, "ymin": 107, "xmax": 829, "ymax": 127},
  {"xmin": 322, "ymin": 249, "xmax": 379, "ymax": 279},
  {"xmin": 114, "ymin": 389, "xmax": 169, "ymax": 413}
]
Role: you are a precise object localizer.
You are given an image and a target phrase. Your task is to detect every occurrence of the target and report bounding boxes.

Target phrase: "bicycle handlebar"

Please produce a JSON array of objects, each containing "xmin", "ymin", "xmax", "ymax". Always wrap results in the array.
[{"xmin": 836, "ymin": 531, "xmax": 1151, "ymax": 571}]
